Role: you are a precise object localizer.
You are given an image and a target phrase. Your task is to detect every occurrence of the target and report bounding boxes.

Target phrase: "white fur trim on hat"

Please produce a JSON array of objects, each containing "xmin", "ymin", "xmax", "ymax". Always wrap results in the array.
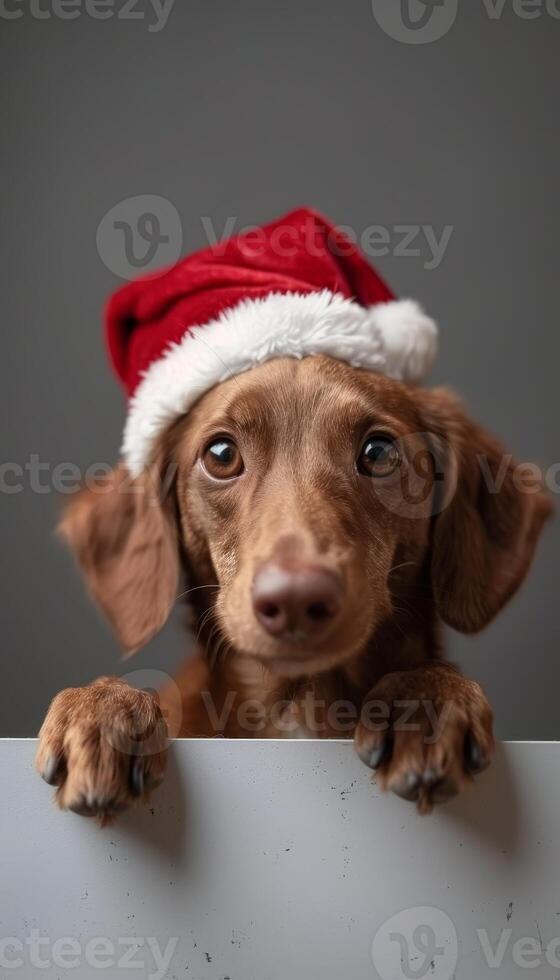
[{"xmin": 122, "ymin": 290, "xmax": 437, "ymax": 476}]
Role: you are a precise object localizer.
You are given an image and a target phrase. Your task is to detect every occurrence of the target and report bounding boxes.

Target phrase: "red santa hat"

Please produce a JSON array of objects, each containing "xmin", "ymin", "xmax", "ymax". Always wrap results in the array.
[{"xmin": 106, "ymin": 207, "xmax": 438, "ymax": 476}]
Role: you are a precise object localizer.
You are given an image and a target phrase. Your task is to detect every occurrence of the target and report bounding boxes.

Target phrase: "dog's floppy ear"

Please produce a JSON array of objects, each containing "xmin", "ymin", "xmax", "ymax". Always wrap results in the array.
[
  {"xmin": 418, "ymin": 388, "xmax": 552, "ymax": 633},
  {"xmin": 59, "ymin": 463, "xmax": 179, "ymax": 654}
]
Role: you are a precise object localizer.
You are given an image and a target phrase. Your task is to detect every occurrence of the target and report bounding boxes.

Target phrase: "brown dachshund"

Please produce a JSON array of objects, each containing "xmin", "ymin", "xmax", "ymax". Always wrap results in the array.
[{"xmin": 36, "ymin": 355, "xmax": 551, "ymax": 819}]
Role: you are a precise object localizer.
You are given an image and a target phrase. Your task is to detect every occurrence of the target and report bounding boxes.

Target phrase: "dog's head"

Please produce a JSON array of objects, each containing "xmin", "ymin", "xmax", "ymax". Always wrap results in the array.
[{"xmin": 61, "ymin": 356, "xmax": 552, "ymax": 677}]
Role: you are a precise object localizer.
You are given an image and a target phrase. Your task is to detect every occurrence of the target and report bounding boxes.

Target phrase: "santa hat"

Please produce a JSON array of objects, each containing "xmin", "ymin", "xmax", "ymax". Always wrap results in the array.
[{"xmin": 106, "ymin": 207, "xmax": 438, "ymax": 476}]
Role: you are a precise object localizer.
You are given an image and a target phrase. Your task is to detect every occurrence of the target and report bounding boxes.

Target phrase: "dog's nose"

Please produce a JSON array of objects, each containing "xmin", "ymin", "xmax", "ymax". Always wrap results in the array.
[{"xmin": 252, "ymin": 563, "xmax": 342, "ymax": 640}]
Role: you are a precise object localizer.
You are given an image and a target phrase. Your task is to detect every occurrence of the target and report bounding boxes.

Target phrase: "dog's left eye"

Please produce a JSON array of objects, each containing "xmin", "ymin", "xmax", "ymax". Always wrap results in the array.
[
  {"xmin": 357, "ymin": 435, "xmax": 401, "ymax": 477},
  {"xmin": 202, "ymin": 438, "xmax": 244, "ymax": 479}
]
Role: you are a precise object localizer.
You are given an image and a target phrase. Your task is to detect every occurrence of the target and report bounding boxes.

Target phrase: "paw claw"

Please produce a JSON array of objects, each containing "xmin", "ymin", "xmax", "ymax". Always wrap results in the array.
[
  {"xmin": 429, "ymin": 775, "xmax": 459, "ymax": 805},
  {"xmin": 130, "ymin": 757, "xmax": 145, "ymax": 797},
  {"xmin": 465, "ymin": 732, "xmax": 489, "ymax": 773},
  {"xmin": 41, "ymin": 753, "xmax": 65, "ymax": 787},
  {"xmin": 392, "ymin": 771, "xmax": 422, "ymax": 802},
  {"xmin": 68, "ymin": 795, "xmax": 130, "ymax": 819},
  {"xmin": 68, "ymin": 801, "xmax": 97, "ymax": 818},
  {"xmin": 357, "ymin": 737, "xmax": 392, "ymax": 771},
  {"xmin": 422, "ymin": 767, "xmax": 443, "ymax": 788},
  {"xmin": 391, "ymin": 769, "xmax": 458, "ymax": 808}
]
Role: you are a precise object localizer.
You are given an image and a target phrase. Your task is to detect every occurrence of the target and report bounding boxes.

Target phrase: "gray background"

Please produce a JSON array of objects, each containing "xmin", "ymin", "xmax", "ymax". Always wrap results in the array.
[{"xmin": 1, "ymin": 0, "xmax": 557, "ymax": 737}]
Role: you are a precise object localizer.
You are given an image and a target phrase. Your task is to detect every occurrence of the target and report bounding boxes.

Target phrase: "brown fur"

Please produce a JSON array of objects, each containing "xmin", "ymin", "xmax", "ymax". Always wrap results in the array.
[{"xmin": 37, "ymin": 356, "xmax": 552, "ymax": 818}]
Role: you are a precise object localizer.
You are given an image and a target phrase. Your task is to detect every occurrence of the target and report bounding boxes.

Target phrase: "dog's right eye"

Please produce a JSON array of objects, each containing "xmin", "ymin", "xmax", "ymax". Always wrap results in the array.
[
  {"xmin": 202, "ymin": 438, "xmax": 244, "ymax": 480},
  {"xmin": 357, "ymin": 434, "xmax": 401, "ymax": 478}
]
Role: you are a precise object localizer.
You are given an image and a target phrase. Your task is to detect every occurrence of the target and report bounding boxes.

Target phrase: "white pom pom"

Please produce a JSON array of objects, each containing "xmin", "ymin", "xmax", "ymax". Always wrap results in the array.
[{"xmin": 368, "ymin": 299, "xmax": 438, "ymax": 383}]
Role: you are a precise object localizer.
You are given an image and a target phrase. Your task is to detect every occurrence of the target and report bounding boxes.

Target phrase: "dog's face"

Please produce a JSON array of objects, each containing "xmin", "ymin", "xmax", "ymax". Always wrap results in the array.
[
  {"xmin": 62, "ymin": 356, "xmax": 552, "ymax": 676},
  {"xmin": 173, "ymin": 356, "xmax": 436, "ymax": 677}
]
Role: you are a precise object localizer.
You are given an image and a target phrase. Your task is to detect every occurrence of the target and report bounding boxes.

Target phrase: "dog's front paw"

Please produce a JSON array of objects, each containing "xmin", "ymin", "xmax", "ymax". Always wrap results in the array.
[
  {"xmin": 36, "ymin": 677, "xmax": 168, "ymax": 823},
  {"xmin": 354, "ymin": 664, "xmax": 494, "ymax": 814}
]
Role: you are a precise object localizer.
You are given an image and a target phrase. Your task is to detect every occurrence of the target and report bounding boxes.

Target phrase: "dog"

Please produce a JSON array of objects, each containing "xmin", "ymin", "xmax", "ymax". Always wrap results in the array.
[
  {"xmin": 36, "ymin": 353, "xmax": 551, "ymax": 818},
  {"xmin": 35, "ymin": 207, "xmax": 552, "ymax": 819}
]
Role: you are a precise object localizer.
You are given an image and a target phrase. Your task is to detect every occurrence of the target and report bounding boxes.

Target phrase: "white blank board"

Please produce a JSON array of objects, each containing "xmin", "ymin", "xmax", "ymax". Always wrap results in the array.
[{"xmin": 1, "ymin": 739, "xmax": 559, "ymax": 979}]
